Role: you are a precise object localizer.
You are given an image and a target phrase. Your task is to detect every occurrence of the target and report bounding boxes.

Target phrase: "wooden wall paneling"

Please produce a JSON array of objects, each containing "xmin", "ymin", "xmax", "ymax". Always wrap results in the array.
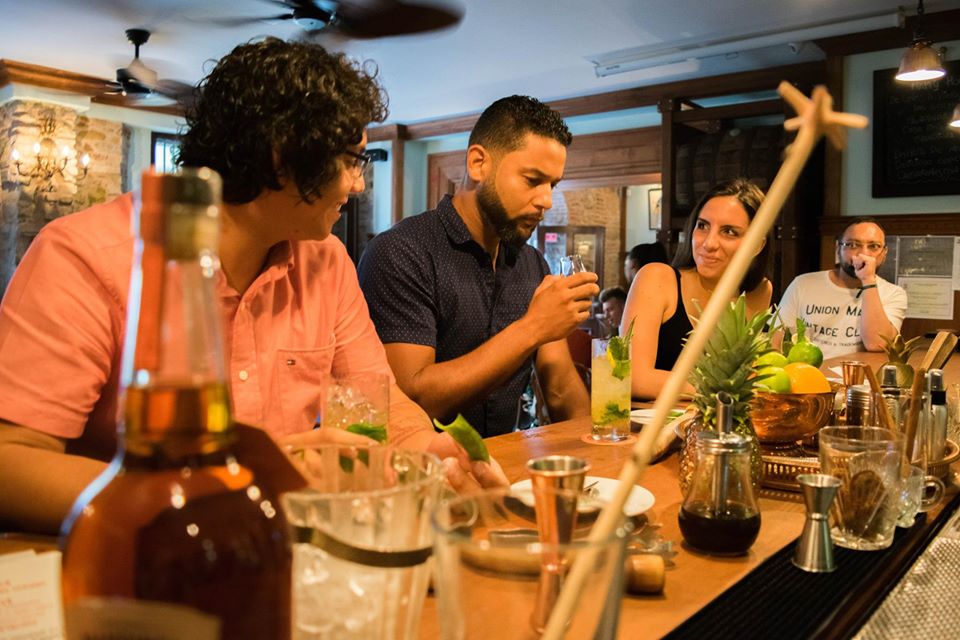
[
  {"xmin": 563, "ymin": 127, "xmax": 661, "ymax": 181},
  {"xmin": 426, "ymin": 150, "xmax": 466, "ymax": 211},
  {"xmin": 391, "ymin": 137, "xmax": 404, "ymax": 224},
  {"xmin": 822, "ymin": 56, "xmax": 845, "ymax": 218}
]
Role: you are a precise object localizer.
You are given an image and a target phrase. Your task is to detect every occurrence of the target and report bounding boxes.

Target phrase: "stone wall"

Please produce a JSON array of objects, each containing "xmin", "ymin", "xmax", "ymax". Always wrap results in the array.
[{"xmin": 0, "ymin": 100, "xmax": 122, "ymax": 291}]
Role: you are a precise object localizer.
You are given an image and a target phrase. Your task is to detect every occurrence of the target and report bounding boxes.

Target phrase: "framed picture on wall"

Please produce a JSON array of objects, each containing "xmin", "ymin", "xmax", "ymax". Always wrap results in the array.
[{"xmin": 648, "ymin": 188, "xmax": 662, "ymax": 230}]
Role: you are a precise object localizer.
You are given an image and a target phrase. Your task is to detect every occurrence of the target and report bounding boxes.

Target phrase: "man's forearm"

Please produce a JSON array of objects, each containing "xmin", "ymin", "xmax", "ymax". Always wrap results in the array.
[
  {"xmin": 401, "ymin": 318, "xmax": 542, "ymax": 420},
  {"xmin": 542, "ymin": 366, "xmax": 589, "ymax": 421},
  {"xmin": 0, "ymin": 425, "xmax": 106, "ymax": 534},
  {"xmin": 859, "ymin": 287, "xmax": 898, "ymax": 351},
  {"xmin": 387, "ymin": 384, "xmax": 439, "ymax": 450}
]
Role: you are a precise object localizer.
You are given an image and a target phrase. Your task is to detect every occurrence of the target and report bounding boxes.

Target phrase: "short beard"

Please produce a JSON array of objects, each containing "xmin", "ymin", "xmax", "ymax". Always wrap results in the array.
[
  {"xmin": 477, "ymin": 180, "xmax": 533, "ymax": 248},
  {"xmin": 840, "ymin": 261, "xmax": 857, "ymax": 279}
]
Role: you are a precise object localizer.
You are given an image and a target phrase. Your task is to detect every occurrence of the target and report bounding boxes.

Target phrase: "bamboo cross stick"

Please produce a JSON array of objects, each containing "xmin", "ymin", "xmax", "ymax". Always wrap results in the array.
[{"xmin": 541, "ymin": 83, "xmax": 868, "ymax": 639}]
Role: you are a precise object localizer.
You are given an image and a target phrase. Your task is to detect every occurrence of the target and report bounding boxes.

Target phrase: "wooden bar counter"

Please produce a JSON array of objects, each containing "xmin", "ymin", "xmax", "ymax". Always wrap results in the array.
[
  {"xmin": 419, "ymin": 347, "xmax": 960, "ymax": 638},
  {"xmin": 418, "ymin": 416, "xmax": 808, "ymax": 638}
]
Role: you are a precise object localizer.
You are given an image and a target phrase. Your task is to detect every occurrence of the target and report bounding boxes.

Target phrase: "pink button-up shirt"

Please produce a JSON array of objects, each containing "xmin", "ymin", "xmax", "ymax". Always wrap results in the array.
[{"xmin": 0, "ymin": 193, "xmax": 394, "ymax": 461}]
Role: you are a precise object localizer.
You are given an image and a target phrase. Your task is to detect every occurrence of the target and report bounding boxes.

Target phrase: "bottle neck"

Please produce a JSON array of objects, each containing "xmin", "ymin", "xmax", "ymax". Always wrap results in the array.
[{"xmin": 121, "ymin": 187, "xmax": 232, "ymax": 456}]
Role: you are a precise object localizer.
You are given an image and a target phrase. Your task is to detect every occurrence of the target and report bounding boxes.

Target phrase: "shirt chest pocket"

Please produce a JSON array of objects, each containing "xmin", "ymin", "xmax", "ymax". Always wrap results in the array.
[{"xmin": 274, "ymin": 346, "xmax": 335, "ymax": 437}]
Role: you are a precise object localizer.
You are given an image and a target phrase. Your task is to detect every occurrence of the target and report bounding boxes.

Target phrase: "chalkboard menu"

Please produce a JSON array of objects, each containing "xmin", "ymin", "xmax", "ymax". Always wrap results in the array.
[{"xmin": 872, "ymin": 60, "xmax": 960, "ymax": 197}]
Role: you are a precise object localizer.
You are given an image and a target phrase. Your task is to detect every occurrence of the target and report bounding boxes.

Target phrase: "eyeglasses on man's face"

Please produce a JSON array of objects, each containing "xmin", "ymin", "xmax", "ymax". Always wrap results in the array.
[
  {"xmin": 839, "ymin": 240, "xmax": 885, "ymax": 253},
  {"xmin": 342, "ymin": 150, "xmax": 372, "ymax": 176}
]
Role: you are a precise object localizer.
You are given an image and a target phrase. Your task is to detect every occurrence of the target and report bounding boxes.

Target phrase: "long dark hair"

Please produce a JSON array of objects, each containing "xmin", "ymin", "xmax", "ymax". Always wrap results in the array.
[{"xmin": 671, "ymin": 178, "xmax": 770, "ymax": 293}]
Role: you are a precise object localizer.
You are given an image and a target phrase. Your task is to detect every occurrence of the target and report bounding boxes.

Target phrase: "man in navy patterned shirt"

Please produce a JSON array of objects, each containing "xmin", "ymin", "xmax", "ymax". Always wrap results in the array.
[{"xmin": 359, "ymin": 96, "xmax": 595, "ymax": 437}]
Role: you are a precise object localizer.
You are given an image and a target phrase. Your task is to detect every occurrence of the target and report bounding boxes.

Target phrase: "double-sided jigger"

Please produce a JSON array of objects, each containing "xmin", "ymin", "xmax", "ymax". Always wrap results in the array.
[
  {"xmin": 793, "ymin": 473, "xmax": 842, "ymax": 573},
  {"xmin": 526, "ymin": 455, "xmax": 591, "ymax": 634}
]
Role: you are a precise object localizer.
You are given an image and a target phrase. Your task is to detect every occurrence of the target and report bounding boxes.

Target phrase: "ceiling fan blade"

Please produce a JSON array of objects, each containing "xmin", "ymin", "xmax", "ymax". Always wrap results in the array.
[
  {"xmin": 336, "ymin": 1, "xmax": 463, "ymax": 39},
  {"xmin": 202, "ymin": 13, "xmax": 296, "ymax": 27}
]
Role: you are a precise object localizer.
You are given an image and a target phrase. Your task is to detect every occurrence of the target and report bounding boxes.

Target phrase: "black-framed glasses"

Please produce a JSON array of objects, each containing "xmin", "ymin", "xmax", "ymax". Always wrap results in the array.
[
  {"xmin": 838, "ymin": 240, "xmax": 885, "ymax": 253},
  {"xmin": 342, "ymin": 150, "xmax": 372, "ymax": 175}
]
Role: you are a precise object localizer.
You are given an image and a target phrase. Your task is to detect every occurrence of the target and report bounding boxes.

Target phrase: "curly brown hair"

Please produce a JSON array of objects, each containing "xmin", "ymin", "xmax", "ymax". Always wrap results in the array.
[{"xmin": 177, "ymin": 37, "xmax": 388, "ymax": 204}]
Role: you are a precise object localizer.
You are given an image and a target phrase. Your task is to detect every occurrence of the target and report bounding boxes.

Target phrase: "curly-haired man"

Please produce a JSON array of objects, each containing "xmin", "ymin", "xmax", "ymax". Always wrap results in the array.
[
  {"xmin": 0, "ymin": 38, "xmax": 504, "ymax": 534},
  {"xmin": 359, "ymin": 96, "xmax": 596, "ymax": 437}
]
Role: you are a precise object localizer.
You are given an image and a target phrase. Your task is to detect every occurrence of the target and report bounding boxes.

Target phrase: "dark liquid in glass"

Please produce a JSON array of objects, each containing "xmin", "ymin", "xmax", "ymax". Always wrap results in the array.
[{"xmin": 679, "ymin": 500, "xmax": 761, "ymax": 555}]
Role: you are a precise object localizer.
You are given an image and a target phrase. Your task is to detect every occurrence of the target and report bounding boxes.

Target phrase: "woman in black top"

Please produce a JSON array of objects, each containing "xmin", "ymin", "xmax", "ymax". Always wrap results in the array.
[{"xmin": 621, "ymin": 178, "xmax": 773, "ymax": 400}]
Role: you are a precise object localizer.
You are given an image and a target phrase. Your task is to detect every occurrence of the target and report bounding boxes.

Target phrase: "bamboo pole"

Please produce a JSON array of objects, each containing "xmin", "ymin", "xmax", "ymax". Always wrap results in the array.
[{"xmin": 541, "ymin": 83, "xmax": 868, "ymax": 639}]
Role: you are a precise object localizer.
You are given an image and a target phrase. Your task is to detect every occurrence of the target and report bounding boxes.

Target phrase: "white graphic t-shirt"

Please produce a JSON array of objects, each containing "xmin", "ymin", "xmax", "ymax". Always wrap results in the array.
[{"xmin": 777, "ymin": 271, "xmax": 908, "ymax": 360}]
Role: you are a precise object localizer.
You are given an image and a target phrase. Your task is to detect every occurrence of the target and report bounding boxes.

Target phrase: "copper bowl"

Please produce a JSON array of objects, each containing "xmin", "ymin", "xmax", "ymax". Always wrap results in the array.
[{"xmin": 750, "ymin": 391, "xmax": 835, "ymax": 443}]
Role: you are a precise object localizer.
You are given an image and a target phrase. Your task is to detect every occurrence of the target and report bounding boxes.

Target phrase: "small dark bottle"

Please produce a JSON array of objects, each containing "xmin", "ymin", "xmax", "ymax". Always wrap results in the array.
[{"xmin": 679, "ymin": 431, "xmax": 761, "ymax": 555}]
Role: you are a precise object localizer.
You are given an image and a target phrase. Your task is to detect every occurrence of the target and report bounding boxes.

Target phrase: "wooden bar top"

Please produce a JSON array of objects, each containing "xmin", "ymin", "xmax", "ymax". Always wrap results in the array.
[
  {"xmin": 419, "ymin": 416, "xmax": 807, "ymax": 639},
  {"xmin": 420, "ymin": 346, "xmax": 960, "ymax": 638}
]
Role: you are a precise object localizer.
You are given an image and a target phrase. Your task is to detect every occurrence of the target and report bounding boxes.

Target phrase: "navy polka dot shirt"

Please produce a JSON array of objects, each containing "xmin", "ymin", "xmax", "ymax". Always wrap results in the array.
[{"xmin": 358, "ymin": 195, "xmax": 550, "ymax": 437}]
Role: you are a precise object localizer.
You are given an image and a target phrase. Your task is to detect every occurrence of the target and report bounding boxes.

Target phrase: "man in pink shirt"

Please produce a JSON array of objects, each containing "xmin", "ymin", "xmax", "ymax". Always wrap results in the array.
[{"xmin": 0, "ymin": 38, "xmax": 504, "ymax": 534}]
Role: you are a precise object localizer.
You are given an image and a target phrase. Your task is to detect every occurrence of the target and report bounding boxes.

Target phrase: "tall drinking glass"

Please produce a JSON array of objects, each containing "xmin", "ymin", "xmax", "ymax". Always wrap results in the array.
[
  {"xmin": 590, "ymin": 338, "xmax": 631, "ymax": 442},
  {"xmin": 282, "ymin": 445, "xmax": 443, "ymax": 639}
]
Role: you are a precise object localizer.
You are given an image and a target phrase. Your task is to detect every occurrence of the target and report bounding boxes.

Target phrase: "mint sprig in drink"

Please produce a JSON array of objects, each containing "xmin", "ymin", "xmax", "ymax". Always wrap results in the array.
[{"xmin": 590, "ymin": 320, "xmax": 634, "ymax": 441}]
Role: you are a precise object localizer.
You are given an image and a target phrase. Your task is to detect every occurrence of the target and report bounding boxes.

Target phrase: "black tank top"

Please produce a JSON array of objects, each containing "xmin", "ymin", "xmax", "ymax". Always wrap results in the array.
[{"xmin": 654, "ymin": 267, "xmax": 694, "ymax": 371}]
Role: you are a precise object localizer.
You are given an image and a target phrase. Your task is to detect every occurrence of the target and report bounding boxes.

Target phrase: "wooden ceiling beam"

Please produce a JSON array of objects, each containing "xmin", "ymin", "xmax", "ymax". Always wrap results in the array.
[
  {"xmin": 371, "ymin": 62, "xmax": 823, "ymax": 141},
  {"xmin": 0, "ymin": 59, "xmax": 183, "ymax": 116}
]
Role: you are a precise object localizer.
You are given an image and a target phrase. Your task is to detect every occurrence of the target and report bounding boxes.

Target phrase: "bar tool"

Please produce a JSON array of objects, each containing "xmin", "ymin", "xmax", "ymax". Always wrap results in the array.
[
  {"xmin": 792, "ymin": 473, "xmax": 842, "ymax": 573},
  {"xmin": 526, "ymin": 455, "xmax": 590, "ymax": 634}
]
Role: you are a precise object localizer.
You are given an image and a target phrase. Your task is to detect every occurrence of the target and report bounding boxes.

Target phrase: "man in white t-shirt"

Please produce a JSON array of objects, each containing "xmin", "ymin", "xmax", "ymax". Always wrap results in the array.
[{"xmin": 777, "ymin": 218, "xmax": 908, "ymax": 361}]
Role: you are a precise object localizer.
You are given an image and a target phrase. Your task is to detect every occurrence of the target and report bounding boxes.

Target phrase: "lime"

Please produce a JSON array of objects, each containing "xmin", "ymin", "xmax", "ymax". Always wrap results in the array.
[
  {"xmin": 787, "ymin": 342, "xmax": 823, "ymax": 368},
  {"xmin": 755, "ymin": 366, "xmax": 791, "ymax": 393},
  {"xmin": 755, "ymin": 351, "xmax": 788, "ymax": 369}
]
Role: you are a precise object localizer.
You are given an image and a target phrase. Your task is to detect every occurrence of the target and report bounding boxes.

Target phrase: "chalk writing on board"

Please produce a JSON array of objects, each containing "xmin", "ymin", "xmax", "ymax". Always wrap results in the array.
[{"xmin": 872, "ymin": 61, "xmax": 960, "ymax": 197}]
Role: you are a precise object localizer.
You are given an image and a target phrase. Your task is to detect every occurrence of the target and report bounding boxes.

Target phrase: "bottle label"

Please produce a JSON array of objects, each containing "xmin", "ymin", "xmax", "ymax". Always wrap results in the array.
[{"xmin": 65, "ymin": 598, "xmax": 219, "ymax": 640}]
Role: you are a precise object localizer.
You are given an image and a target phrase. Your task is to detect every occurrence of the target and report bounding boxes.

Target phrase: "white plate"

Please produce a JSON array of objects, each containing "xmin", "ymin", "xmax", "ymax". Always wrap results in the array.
[
  {"xmin": 630, "ymin": 408, "xmax": 686, "ymax": 425},
  {"xmin": 509, "ymin": 476, "xmax": 655, "ymax": 517}
]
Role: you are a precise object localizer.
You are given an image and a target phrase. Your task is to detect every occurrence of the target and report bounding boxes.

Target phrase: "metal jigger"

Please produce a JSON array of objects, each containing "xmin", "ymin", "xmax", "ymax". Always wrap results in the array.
[
  {"xmin": 526, "ymin": 455, "xmax": 590, "ymax": 634},
  {"xmin": 793, "ymin": 473, "xmax": 842, "ymax": 573}
]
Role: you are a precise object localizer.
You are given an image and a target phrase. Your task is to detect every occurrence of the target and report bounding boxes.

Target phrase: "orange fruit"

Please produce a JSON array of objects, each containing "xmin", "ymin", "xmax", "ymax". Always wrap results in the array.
[{"xmin": 783, "ymin": 362, "xmax": 831, "ymax": 394}]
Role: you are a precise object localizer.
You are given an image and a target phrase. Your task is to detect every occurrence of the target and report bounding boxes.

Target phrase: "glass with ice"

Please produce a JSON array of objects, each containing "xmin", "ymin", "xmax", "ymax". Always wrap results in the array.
[
  {"xmin": 591, "ymin": 336, "xmax": 631, "ymax": 441},
  {"xmin": 282, "ymin": 445, "xmax": 444, "ymax": 640},
  {"xmin": 322, "ymin": 373, "xmax": 389, "ymax": 441}
]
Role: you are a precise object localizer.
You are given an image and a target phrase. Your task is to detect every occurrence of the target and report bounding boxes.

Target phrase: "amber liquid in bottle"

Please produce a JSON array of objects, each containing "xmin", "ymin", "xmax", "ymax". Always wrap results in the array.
[{"xmin": 60, "ymin": 169, "xmax": 290, "ymax": 639}]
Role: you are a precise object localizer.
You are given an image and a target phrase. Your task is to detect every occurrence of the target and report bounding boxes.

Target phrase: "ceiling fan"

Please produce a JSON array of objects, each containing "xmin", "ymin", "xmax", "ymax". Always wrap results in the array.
[
  {"xmin": 102, "ymin": 28, "xmax": 194, "ymax": 107},
  {"xmin": 217, "ymin": 0, "xmax": 463, "ymax": 39}
]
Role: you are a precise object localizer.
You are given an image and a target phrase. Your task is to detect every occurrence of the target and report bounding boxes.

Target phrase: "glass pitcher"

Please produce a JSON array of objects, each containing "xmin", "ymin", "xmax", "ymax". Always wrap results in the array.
[{"xmin": 678, "ymin": 431, "xmax": 761, "ymax": 555}]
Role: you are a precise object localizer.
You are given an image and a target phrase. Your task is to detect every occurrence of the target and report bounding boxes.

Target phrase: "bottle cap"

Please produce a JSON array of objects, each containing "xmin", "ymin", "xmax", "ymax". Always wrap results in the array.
[
  {"xmin": 698, "ymin": 431, "xmax": 751, "ymax": 454},
  {"xmin": 929, "ymin": 369, "xmax": 945, "ymax": 393},
  {"xmin": 879, "ymin": 364, "xmax": 900, "ymax": 388},
  {"xmin": 140, "ymin": 167, "xmax": 222, "ymax": 258}
]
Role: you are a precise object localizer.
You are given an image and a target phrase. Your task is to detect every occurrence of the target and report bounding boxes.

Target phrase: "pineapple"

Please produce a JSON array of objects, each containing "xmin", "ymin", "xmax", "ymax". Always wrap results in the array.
[
  {"xmin": 679, "ymin": 295, "xmax": 773, "ymax": 494},
  {"xmin": 880, "ymin": 334, "xmax": 922, "ymax": 388}
]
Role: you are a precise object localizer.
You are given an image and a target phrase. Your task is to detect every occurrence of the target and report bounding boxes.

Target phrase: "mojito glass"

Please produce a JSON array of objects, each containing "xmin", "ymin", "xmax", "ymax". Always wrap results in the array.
[
  {"xmin": 591, "ymin": 338, "xmax": 631, "ymax": 441},
  {"xmin": 322, "ymin": 373, "xmax": 389, "ymax": 442}
]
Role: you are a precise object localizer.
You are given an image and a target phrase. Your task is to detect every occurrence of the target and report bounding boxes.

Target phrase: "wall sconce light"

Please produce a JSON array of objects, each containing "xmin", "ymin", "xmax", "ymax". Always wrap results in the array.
[
  {"xmin": 896, "ymin": 0, "xmax": 945, "ymax": 82},
  {"xmin": 10, "ymin": 143, "xmax": 89, "ymax": 186},
  {"xmin": 950, "ymin": 104, "xmax": 960, "ymax": 129}
]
